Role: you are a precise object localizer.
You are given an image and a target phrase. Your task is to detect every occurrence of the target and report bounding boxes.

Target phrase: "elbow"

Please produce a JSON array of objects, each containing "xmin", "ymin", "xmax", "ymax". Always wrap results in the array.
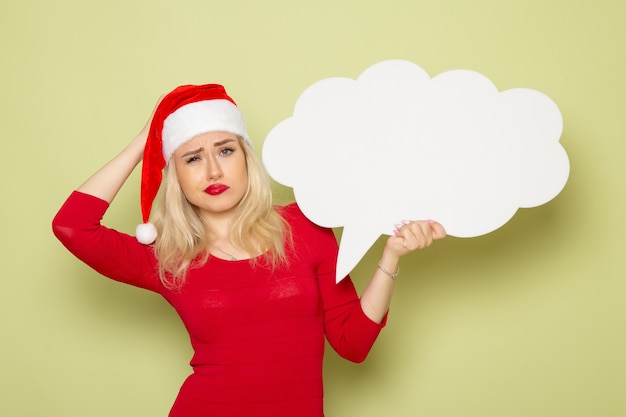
[
  {"xmin": 51, "ymin": 214, "xmax": 77, "ymax": 246},
  {"xmin": 334, "ymin": 342, "xmax": 373, "ymax": 364},
  {"xmin": 51, "ymin": 219, "xmax": 63, "ymax": 240},
  {"xmin": 345, "ymin": 353, "xmax": 368, "ymax": 364},
  {"xmin": 52, "ymin": 216, "xmax": 66, "ymax": 241}
]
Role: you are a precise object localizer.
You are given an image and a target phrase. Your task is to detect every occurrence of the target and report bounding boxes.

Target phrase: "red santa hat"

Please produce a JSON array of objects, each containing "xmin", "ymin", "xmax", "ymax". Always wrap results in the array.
[{"xmin": 136, "ymin": 84, "xmax": 251, "ymax": 244}]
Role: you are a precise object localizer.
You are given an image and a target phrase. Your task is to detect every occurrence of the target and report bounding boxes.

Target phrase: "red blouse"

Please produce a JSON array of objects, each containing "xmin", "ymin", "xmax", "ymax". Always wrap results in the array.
[{"xmin": 53, "ymin": 191, "xmax": 386, "ymax": 417}]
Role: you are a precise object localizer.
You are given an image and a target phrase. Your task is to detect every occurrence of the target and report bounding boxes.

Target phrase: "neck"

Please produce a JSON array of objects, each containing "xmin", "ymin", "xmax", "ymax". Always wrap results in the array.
[
  {"xmin": 203, "ymin": 215, "xmax": 243, "ymax": 260},
  {"xmin": 202, "ymin": 213, "xmax": 260, "ymax": 260},
  {"xmin": 201, "ymin": 211, "xmax": 235, "ymax": 240}
]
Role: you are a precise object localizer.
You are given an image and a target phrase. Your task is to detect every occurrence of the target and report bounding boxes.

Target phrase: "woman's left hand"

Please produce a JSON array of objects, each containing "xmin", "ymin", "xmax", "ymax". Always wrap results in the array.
[
  {"xmin": 385, "ymin": 220, "xmax": 447, "ymax": 259},
  {"xmin": 360, "ymin": 219, "xmax": 446, "ymax": 322}
]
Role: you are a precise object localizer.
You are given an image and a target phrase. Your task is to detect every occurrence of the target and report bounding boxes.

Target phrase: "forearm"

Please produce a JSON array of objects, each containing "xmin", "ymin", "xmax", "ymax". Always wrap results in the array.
[
  {"xmin": 77, "ymin": 133, "xmax": 146, "ymax": 203},
  {"xmin": 359, "ymin": 219, "xmax": 446, "ymax": 323},
  {"xmin": 359, "ymin": 250, "xmax": 399, "ymax": 324}
]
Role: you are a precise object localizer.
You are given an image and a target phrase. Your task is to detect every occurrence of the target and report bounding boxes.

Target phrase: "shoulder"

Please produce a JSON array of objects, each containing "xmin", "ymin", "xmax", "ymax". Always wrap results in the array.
[
  {"xmin": 276, "ymin": 202, "xmax": 304, "ymax": 222},
  {"xmin": 276, "ymin": 202, "xmax": 336, "ymax": 243},
  {"xmin": 277, "ymin": 202, "xmax": 314, "ymax": 230}
]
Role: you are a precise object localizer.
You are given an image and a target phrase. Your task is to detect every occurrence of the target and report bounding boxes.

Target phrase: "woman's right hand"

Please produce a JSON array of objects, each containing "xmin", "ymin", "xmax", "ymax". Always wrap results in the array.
[
  {"xmin": 76, "ymin": 93, "xmax": 166, "ymax": 203},
  {"xmin": 135, "ymin": 93, "xmax": 167, "ymax": 149}
]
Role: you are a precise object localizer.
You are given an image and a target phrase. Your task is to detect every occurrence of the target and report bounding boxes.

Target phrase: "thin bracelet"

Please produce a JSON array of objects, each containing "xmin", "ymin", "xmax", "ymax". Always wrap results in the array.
[{"xmin": 377, "ymin": 262, "xmax": 400, "ymax": 279}]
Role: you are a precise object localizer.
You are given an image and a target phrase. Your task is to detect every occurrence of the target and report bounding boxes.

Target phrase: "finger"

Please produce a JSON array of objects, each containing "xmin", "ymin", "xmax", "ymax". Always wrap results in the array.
[
  {"xmin": 392, "ymin": 224, "xmax": 417, "ymax": 251},
  {"xmin": 428, "ymin": 221, "xmax": 447, "ymax": 240},
  {"xmin": 402, "ymin": 221, "xmax": 433, "ymax": 249}
]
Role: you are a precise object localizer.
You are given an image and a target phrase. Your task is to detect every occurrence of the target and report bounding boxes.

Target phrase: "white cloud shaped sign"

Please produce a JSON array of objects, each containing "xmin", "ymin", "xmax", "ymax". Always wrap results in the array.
[{"xmin": 262, "ymin": 60, "xmax": 570, "ymax": 282}]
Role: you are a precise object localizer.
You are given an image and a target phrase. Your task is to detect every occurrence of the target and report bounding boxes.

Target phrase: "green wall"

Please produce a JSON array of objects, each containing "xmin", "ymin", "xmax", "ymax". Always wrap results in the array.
[{"xmin": 2, "ymin": 0, "xmax": 624, "ymax": 416}]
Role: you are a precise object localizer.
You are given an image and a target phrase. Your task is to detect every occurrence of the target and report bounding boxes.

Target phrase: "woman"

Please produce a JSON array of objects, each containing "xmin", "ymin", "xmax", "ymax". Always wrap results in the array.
[{"xmin": 52, "ymin": 84, "xmax": 446, "ymax": 417}]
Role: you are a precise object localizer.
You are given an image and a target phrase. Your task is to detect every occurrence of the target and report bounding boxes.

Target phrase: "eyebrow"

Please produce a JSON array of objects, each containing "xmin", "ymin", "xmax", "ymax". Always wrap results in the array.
[
  {"xmin": 214, "ymin": 138, "xmax": 236, "ymax": 147},
  {"xmin": 180, "ymin": 147, "xmax": 204, "ymax": 158},
  {"xmin": 179, "ymin": 139, "xmax": 237, "ymax": 158}
]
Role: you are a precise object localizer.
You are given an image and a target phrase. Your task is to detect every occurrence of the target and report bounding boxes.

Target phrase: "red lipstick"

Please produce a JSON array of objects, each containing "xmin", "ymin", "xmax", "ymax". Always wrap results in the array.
[{"xmin": 205, "ymin": 184, "xmax": 230, "ymax": 195}]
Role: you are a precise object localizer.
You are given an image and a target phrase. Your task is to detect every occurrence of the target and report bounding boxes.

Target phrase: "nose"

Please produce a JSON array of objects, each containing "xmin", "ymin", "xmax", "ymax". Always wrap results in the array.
[{"xmin": 206, "ymin": 156, "xmax": 223, "ymax": 181}]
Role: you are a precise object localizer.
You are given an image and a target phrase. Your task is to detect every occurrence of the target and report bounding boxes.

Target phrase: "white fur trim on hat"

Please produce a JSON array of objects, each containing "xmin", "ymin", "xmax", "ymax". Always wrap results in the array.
[{"xmin": 161, "ymin": 99, "xmax": 251, "ymax": 161}]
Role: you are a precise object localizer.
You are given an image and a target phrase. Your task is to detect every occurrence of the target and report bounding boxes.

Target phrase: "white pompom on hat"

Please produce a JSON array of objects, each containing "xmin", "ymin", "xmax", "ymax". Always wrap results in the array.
[{"xmin": 135, "ymin": 84, "xmax": 251, "ymax": 245}]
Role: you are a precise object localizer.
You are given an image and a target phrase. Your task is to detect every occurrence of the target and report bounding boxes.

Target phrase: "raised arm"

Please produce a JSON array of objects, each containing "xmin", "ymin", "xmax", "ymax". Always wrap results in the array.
[
  {"xmin": 52, "ymin": 97, "xmax": 165, "ymax": 292},
  {"xmin": 77, "ymin": 133, "xmax": 145, "ymax": 202},
  {"xmin": 77, "ymin": 96, "xmax": 162, "ymax": 202},
  {"xmin": 359, "ymin": 220, "xmax": 446, "ymax": 323}
]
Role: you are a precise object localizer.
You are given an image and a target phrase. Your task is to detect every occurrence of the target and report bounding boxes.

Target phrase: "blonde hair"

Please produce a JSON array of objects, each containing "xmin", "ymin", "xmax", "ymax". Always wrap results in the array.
[{"xmin": 151, "ymin": 136, "xmax": 290, "ymax": 289}]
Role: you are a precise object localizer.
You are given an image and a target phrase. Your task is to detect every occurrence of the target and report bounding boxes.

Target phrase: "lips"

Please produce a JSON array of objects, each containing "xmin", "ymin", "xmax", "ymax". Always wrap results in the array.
[{"xmin": 205, "ymin": 184, "xmax": 230, "ymax": 195}]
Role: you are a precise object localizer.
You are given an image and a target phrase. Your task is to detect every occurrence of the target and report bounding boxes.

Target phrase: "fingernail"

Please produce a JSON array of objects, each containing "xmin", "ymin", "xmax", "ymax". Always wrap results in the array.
[{"xmin": 428, "ymin": 219, "xmax": 435, "ymax": 224}]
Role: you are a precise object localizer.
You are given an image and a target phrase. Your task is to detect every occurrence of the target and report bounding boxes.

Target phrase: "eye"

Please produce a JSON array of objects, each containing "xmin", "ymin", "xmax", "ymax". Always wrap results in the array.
[
  {"xmin": 185, "ymin": 155, "xmax": 201, "ymax": 164},
  {"xmin": 219, "ymin": 147, "xmax": 235, "ymax": 156}
]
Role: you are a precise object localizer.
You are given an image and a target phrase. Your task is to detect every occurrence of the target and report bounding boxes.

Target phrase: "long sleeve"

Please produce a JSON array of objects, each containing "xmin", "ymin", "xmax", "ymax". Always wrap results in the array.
[
  {"xmin": 52, "ymin": 191, "xmax": 162, "ymax": 293},
  {"xmin": 319, "ymin": 265, "xmax": 387, "ymax": 363},
  {"xmin": 283, "ymin": 204, "xmax": 387, "ymax": 363}
]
